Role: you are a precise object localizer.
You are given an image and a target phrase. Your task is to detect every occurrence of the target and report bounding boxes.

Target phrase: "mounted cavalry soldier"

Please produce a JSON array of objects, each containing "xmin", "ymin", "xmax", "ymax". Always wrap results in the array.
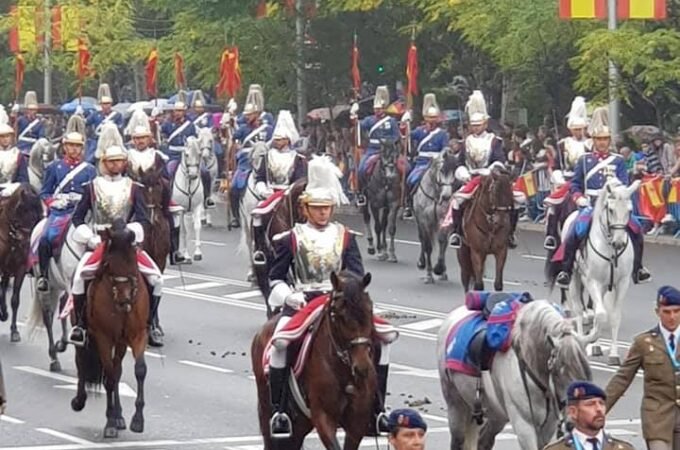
[
  {"xmin": 543, "ymin": 96, "xmax": 592, "ymax": 250},
  {"xmin": 543, "ymin": 381, "xmax": 634, "ymax": 450},
  {"xmin": 15, "ymin": 91, "xmax": 45, "ymax": 158},
  {"xmin": 85, "ymin": 84, "xmax": 124, "ymax": 163},
  {"xmin": 230, "ymin": 85, "xmax": 274, "ymax": 229},
  {"xmin": 402, "ymin": 93, "xmax": 450, "ymax": 219},
  {"xmin": 0, "ymin": 122, "xmax": 28, "ymax": 187},
  {"xmin": 251, "ymin": 110, "xmax": 307, "ymax": 261},
  {"xmin": 161, "ymin": 92, "xmax": 197, "ymax": 162},
  {"xmin": 68, "ymin": 145, "xmax": 163, "ymax": 346},
  {"xmin": 36, "ymin": 132, "xmax": 97, "ymax": 292},
  {"xmin": 266, "ymin": 156, "xmax": 396, "ymax": 438},
  {"xmin": 189, "ymin": 91, "xmax": 212, "ymax": 130},
  {"xmin": 350, "ymin": 85, "xmax": 401, "ymax": 207},
  {"xmin": 555, "ymin": 107, "xmax": 651, "ymax": 288},
  {"xmin": 445, "ymin": 90, "xmax": 519, "ymax": 249}
]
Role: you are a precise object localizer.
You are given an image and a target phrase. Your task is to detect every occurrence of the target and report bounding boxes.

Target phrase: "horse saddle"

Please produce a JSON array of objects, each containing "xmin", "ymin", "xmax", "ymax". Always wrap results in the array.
[{"xmin": 364, "ymin": 154, "xmax": 381, "ymax": 176}]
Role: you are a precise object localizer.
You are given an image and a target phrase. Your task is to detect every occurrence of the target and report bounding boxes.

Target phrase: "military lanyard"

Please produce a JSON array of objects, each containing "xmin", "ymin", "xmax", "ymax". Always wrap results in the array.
[{"xmin": 663, "ymin": 333, "xmax": 680, "ymax": 371}]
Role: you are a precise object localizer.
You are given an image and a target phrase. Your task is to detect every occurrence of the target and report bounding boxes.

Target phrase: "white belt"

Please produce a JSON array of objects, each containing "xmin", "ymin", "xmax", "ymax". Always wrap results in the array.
[
  {"xmin": 168, "ymin": 145, "xmax": 184, "ymax": 152},
  {"xmin": 19, "ymin": 137, "xmax": 36, "ymax": 142},
  {"xmin": 369, "ymin": 139, "xmax": 381, "ymax": 145},
  {"xmin": 585, "ymin": 189, "xmax": 600, "ymax": 197},
  {"xmin": 299, "ymin": 282, "xmax": 332, "ymax": 292},
  {"xmin": 418, "ymin": 151, "xmax": 439, "ymax": 158}
]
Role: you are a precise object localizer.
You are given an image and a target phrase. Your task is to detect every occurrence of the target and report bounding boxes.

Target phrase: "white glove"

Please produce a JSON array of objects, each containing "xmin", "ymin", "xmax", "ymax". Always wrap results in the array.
[
  {"xmin": 284, "ymin": 292, "xmax": 306, "ymax": 310},
  {"xmin": 350, "ymin": 103, "xmax": 359, "ymax": 117},
  {"xmin": 50, "ymin": 198, "xmax": 68, "ymax": 210},
  {"xmin": 228, "ymin": 98, "xmax": 237, "ymax": 114},
  {"xmin": 576, "ymin": 196, "xmax": 590, "ymax": 208},
  {"xmin": 67, "ymin": 192, "xmax": 82, "ymax": 203},
  {"xmin": 473, "ymin": 168, "xmax": 491, "ymax": 177},
  {"xmin": 454, "ymin": 166, "xmax": 471, "ymax": 183},
  {"xmin": 87, "ymin": 235, "xmax": 101, "ymax": 250},
  {"xmin": 220, "ymin": 112, "xmax": 232, "ymax": 127},
  {"xmin": 11, "ymin": 104, "xmax": 19, "ymax": 113},
  {"xmin": 255, "ymin": 181, "xmax": 273, "ymax": 198},
  {"xmin": 401, "ymin": 110, "xmax": 412, "ymax": 123}
]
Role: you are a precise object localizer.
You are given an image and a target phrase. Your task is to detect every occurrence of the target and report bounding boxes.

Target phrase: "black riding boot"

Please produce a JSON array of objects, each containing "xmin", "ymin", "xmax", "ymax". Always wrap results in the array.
[
  {"xmin": 147, "ymin": 295, "xmax": 164, "ymax": 347},
  {"xmin": 229, "ymin": 189, "xmax": 241, "ymax": 228},
  {"xmin": 37, "ymin": 240, "xmax": 51, "ymax": 292},
  {"xmin": 369, "ymin": 364, "xmax": 390, "ymax": 436},
  {"xmin": 68, "ymin": 294, "xmax": 88, "ymax": 347},
  {"xmin": 556, "ymin": 235, "xmax": 582, "ymax": 288},
  {"xmin": 403, "ymin": 189, "xmax": 414, "ymax": 219},
  {"xmin": 252, "ymin": 222, "xmax": 267, "ymax": 267},
  {"xmin": 544, "ymin": 212, "xmax": 559, "ymax": 250},
  {"xmin": 630, "ymin": 231, "xmax": 651, "ymax": 284},
  {"xmin": 201, "ymin": 171, "xmax": 216, "ymax": 209},
  {"xmin": 449, "ymin": 211, "xmax": 463, "ymax": 248},
  {"xmin": 169, "ymin": 226, "xmax": 187, "ymax": 265},
  {"xmin": 508, "ymin": 208, "xmax": 519, "ymax": 249},
  {"xmin": 269, "ymin": 367, "xmax": 292, "ymax": 439}
]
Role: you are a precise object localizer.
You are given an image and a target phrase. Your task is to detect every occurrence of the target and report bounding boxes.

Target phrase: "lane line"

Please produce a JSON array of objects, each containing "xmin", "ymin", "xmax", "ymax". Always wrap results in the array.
[
  {"xmin": 165, "ymin": 270, "xmax": 252, "ymax": 288},
  {"xmin": 483, "ymin": 277, "xmax": 521, "ymax": 287},
  {"xmin": 522, "ymin": 253, "xmax": 546, "ymax": 261},
  {"xmin": 400, "ymin": 318, "xmax": 443, "ymax": 331},
  {"xmin": 176, "ymin": 281, "xmax": 226, "ymax": 291},
  {"xmin": 394, "ymin": 239, "xmax": 419, "ymax": 246},
  {"xmin": 224, "ymin": 290, "xmax": 262, "ymax": 300},
  {"xmin": 192, "ymin": 239, "xmax": 227, "ymax": 247},
  {"xmin": 178, "ymin": 360, "xmax": 234, "ymax": 374},
  {"xmin": 0, "ymin": 415, "xmax": 25, "ymax": 424},
  {"xmin": 35, "ymin": 428, "xmax": 95, "ymax": 446}
]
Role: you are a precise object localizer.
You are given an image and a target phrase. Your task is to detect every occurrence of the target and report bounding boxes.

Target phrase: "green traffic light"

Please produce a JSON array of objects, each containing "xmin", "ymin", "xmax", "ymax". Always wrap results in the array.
[{"xmin": 377, "ymin": 64, "xmax": 385, "ymax": 73}]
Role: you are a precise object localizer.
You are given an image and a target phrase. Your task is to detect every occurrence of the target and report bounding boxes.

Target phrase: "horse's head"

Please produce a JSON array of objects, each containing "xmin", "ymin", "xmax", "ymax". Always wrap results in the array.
[
  {"xmin": 479, "ymin": 164, "xmax": 513, "ymax": 216},
  {"xmin": 379, "ymin": 139, "xmax": 401, "ymax": 182},
  {"xmin": 30, "ymin": 138, "xmax": 56, "ymax": 171},
  {"xmin": 596, "ymin": 178, "xmax": 639, "ymax": 251},
  {"xmin": 197, "ymin": 128, "xmax": 214, "ymax": 161},
  {"xmin": 434, "ymin": 147, "xmax": 461, "ymax": 202},
  {"xmin": 100, "ymin": 219, "xmax": 140, "ymax": 312},
  {"xmin": 139, "ymin": 167, "xmax": 165, "ymax": 209},
  {"xmin": 182, "ymin": 137, "xmax": 201, "ymax": 179},
  {"xmin": 3, "ymin": 184, "xmax": 43, "ymax": 237},
  {"xmin": 328, "ymin": 271, "xmax": 375, "ymax": 380}
]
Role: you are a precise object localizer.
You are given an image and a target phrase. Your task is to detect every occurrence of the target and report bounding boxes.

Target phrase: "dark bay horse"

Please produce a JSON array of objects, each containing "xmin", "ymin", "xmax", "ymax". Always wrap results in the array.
[
  {"xmin": 251, "ymin": 271, "xmax": 378, "ymax": 450},
  {"xmin": 457, "ymin": 168, "xmax": 513, "ymax": 291},
  {"xmin": 0, "ymin": 184, "xmax": 43, "ymax": 342},
  {"xmin": 71, "ymin": 219, "xmax": 149, "ymax": 438},
  {"xmin": 362, "ymin": 139, "xmax": 403, "ymax": 262},
  {"xmin": 252, "ymin": 179, "xmax": 307, "ymax": 317}
]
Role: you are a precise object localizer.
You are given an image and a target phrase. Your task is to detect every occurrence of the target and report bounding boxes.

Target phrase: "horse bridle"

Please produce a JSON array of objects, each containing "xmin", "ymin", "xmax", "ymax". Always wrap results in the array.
[
  {"xmin": 325, "ymin": 291, "xmax": 373, "ymax": 380},
  {"xmin": 108, "ymin": 274, "xmax": 139, "ymax": 313},
  {"xmin": 586, "ymin": 192, "xmax": 629, "ymax": 291}
]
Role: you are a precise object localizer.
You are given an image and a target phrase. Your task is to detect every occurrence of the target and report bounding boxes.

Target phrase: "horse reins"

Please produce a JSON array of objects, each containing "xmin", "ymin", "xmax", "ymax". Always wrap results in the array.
[
  {"xmin": 325, "ymin": 293, "xmax": 373, "ymax": 380},
  {"xmin": 174, "ymin": 157, "xmax": 201, "ymax": 211}
]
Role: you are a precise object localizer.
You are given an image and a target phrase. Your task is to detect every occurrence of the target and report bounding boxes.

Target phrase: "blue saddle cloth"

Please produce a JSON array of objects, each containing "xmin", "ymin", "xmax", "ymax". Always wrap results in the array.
[{"xmin": 445, "ymin": 312, "xmax": 486, "ymax": 376}]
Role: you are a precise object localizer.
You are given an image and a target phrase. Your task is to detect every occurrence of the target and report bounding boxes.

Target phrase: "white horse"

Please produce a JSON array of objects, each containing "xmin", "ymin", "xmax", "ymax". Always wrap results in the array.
[
  {"xmin": 559, "ymin": 178, "xmax": 640, "ymax": 365},
  {"xmin": 28, "ymin": 138, "xmax": 57, "ymax": 192},
  {"xmin": 438, "ymin": 300, "xmax": 596, "ymax": 450},
  {"xmin": 172, "ymin": 137, "xmax": 205, "ymax": 262},
  {"xmin": 27, "ymin": 223, "xmax": 87, "ymax": 372},
  {"xmin": 238, "ymin": 143, "xmax": 268, "ymax": 282},
  {"xmin": 197, "ymin": 127, "xmax": 218, "ymax": 227}
]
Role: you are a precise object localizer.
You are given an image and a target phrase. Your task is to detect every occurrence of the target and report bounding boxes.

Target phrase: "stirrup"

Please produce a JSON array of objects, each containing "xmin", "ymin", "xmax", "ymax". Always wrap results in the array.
[
  {"xmin": 449, "ymin": 233, "xmax": 462, "ymax": 249},
  {"xmin": 544, "ymin": 236, "xmax": 557, "ymax": 251},
  {"xmin": 356, "ymin": 195, "xmax": 367, "ymax": 207},
  {"xmin": 68, "ymin": 326, "xmax": 87, "ymax": 348},
  {"xmin": 634, "ymin": 269, "xmax": 652, "ymax": 285},
  {"xmin": 375, "ymin": 412, "xmax": 390, "ymax": 435},
  {"xmin": 270, "ymin": 412, "xmax": 292, "ymax": 440},
  {"xmin": 204, "ymin": 198, "xmax": 216, "ymax": 209},
  {"xmin": 253, "ymin": 250, "xmax": 266, "ymax": 266},
  {"xmin": 556, "ymin": 272, "xmax": 571, "ymax": 289},
  {"xmin": 37, "ymin": 277, "xmax": 49, "ymax": 292}
]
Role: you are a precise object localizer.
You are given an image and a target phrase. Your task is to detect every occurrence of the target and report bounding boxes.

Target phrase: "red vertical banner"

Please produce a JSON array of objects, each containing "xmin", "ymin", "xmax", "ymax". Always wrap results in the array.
[
  {"xmin": 15, "ymin": 54, "xmax": 25, "ymax": 101},
  {"xmin": 51, "ymin": 6, "xmax": 62, "ymax": 50},
  {"xmin": 256, "ymin": 0, "xmax": 267, "ymax": 19},
  {"xmin": 76, "ymin": 37, "xmax": 92, "ymax": 98},
  {"xmin": 405, "ymin": 42, "xmax": 418, "ymax": 107},
  {"xmin": 145, "ymin": 48, "xmax": 159, "ymax": 98},
  {"xmin": 351, "ymin": 35, "xmax": 361, "ymax": 96},
  {"xmin": 174, "ymin": 52, "xmax": 186, "ymax": 90},
  {"xmin": 217, "ymin": 47, "xmax": 242, "ymax": 99},
  {"xmin": 9, "ymin": 6, "xmax": 19, "ymax": 54}
]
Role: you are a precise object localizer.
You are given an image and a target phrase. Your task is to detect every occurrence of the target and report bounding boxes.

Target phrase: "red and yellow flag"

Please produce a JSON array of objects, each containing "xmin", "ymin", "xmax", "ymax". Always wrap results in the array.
[
  {"xmin": 405, "ymin": 42, "xmax": 418, "ymax": 97},
  {"xmin": 638, "ymin": 176, "xmax": 666, "ymax": 223},
  {"xmin": 15, "ymin": 54, "xmax": 25, "ymax": 101},
  {"xmin": 76, "ymin": 38, "xmax": 92, "ymax": 79},
  {"xmin": 174, "ymin": 52, "xmax": 186, "ymax": 89},
  {"xmin": 617, "ymin": 0, "xmax": 666, "ymax": 19},
  {"xmin": 559, "ymin": 0, "xmax": 607, "ymax": 19},
  {"xmin": 145, "ymin": 48, "xmax": 159, "ymax": 98},
  {"xmin": 217, "ymin": 47, "xmax": 241, "ymax": 99},
  {"xmin": 351, "ymin": 35, "xmax": 361, "ymax": 96},
  {"xmin": 8, "ymin": 7, "xmax": 19, "ymax": 54}
]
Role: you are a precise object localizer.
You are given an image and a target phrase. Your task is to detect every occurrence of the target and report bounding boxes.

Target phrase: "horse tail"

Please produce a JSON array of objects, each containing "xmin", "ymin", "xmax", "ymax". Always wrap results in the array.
[
  {"xmin": 26, "ymin": 286, "xmax": 44, "ymax": 337},
  {"xmin": 77, "ymin": 337, "xmax": 103, "ymax": 388}
]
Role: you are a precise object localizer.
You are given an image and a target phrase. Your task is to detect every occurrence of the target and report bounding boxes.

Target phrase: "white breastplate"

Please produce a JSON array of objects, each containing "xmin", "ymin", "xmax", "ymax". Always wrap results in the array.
[
  {"xmin": 128, "ymin": 149, "xmax": 158, "ymax": 174},
  {"xmin": 293, "ymin": 222, "xmax": 345, "ymax": 292},
  {"xmin": 267, "ymin": 149, "xmax": 297, "ymax": 188},
  {"xmin": 564, "ymin": 137, "xmax": 588, "ymax": 169},
  {"xmin": 92, "ymin": 177, "xmax": 134, "ymax": 230},
  {"xmin": 0, "ymin": 148, "xmax": 19, "ymax": 184},
  {"xmin": 465, "ymin": 132, "xmax": 494, "ymax": 169}
]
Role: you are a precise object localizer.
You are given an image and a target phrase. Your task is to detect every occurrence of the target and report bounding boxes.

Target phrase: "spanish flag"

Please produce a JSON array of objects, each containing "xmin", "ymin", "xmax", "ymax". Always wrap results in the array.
[
  {"xmin": 559, "ymin": 0, "xmax": 607, "ymax": 19},
  {"xmin": 617, "ymin": 0, "xmax": 666, "ymax": 19},
  {"xmin": 638, "ymin": 176, "xmax": 666, "ymax": 223}
]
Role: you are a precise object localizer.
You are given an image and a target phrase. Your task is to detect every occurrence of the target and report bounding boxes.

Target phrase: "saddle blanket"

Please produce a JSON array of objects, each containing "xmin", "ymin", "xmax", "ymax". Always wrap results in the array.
[
  {"xmin": 543, "ymin": 182, "xmax": 571, "ymax": 207},
  {"xmin": 444, "ymin": 308, "xmax": 486, "ymax": 376},
  {"xmin": 28, "ymin": 216, "xmax": 72, "ymax": 267},
  {"xmin": 252, "ymin": 189, "xmax": 286, "ymax": 216},
  {"xmin": 262, "ymin": 294, "xmax": 398, "ymax": 377}
]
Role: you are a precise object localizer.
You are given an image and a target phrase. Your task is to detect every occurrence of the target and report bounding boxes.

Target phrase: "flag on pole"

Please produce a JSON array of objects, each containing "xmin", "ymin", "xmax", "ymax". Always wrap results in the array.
[
  {"xmin": 405, "ymin": 41, "xmax": 418, "ymax": 107},
  {"xmin": 9, "ymin": 6, "xmax": 19, "ymax": 53},
  {"xmin": 145, "ymin": 48, "xmax": 159, "ymax": 98},
  {"xmin": 76, "ymin": 38, "xmax": 91, "ymax": 79},
  {"xmin": 174, "ymin": 52, "xmax": 186, "ymax": 89},
  {"xmin": 15, "ymin": 54, "xmax": 25, "ymax": 102},
  {"xmin": 217, "ymin": 47, "xmax": 242, "ymax": 99},
  {"xmin": 559, "ymin": 0, "xmax": 607, "ymax": 19},
  {"xmin": 351, "ymin": 34, "xmax": 361, "ymax": 97},
  {"xmin": 617, "ymin": 0, "xmax": 666, "ymax": 19},
  {"xmin": 256, "ymin": 0, "xmax": 268, "ymax": 19}
]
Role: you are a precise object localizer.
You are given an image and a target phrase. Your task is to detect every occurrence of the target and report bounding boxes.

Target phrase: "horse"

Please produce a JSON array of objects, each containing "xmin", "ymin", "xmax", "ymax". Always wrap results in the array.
[
  {"xmin": 171, "ymin": 137, "xmax": 205, "ymax": 262},
  {"xmin": 413, "ymin": 149, "xmax": 461, "ymax": 284},
  {"xmin": 252, "ymin": 271, "xmax": 378, "ymax": 450},
  {"xmin": 361, "ymin": 139, "xmax": 403, "ymax": 262},
  {"xmin": 0, "ymin": 356, "xmax": 5, "ymax": 414},
  {"xmin": 197, "ymin": 127, "xmax": 218, "ymax": 227},
  {"xmin": 550, "ymin": 178, "xmax": 640, "ymax": 366},
  {"xmin": 0, "ymin": 184, "xmax": 43, "ymax": 342},
  {"xmin": 70, "ymin": 219, "xmax": 149, "ymax": 439},
  {"xmin": 437, "ymin": 300, "xmax": 596, "ymax": 450},
  {"xmin": 457, "ymin": 166, "xmax": 514, "ymax": 292},
  {"xmin": 28, "ymin": 138, "xmax": 57, "ymax": 192}
]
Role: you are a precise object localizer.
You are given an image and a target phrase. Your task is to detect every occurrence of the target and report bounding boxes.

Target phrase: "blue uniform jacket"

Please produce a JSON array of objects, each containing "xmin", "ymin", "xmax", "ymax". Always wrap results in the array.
[
  {"xmin": 86, "ymin": 109, "xmax": 124, "ymax": 134},
  {"xmin": 16, "ymin": 115, "xmax": 45, "ymax": 154},
  {"xmin": 360, "ymin": 114, "xmax": 400, "ymax": 153},
  {"xmin": 411, "ymin": 126, "xmax": 449, "ymax": 156},
  {"xmin": 189, "ymin": 111, "xmax": 213, "ymax": 129},
  {"xmin": 40, "ymin": 159, "xmax": 97, "ymax": 211},
  {"xmin": 570, "ymin": 151, "xmax": 628, "ymax": 198},
  {"xmin": 72, "ymin": 179, "xmax": 150, "ymax": 228},
  {"xmin": 161, "ymin": 118, "xmax": 197, "ymax": 160},
  {"xmin": 233, "ymin": 122, "xmax": 274, "ymax": 147}
]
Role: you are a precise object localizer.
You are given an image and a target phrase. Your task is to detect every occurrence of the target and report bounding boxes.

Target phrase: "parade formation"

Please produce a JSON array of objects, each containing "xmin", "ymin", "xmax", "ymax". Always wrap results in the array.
[{"xmin": 2, "ymin": 9, "xmax": 680, "ymax": 450}]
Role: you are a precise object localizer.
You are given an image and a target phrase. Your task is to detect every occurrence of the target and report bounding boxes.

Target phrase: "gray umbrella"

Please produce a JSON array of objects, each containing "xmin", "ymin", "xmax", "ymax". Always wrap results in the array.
[{"xmin": 623, "ymin": 125, "xmax": 662, "ymax": 143}]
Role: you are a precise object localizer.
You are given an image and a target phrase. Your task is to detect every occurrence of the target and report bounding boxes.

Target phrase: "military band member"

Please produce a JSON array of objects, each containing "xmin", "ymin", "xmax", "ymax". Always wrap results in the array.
[
  {"xmin": 606, "ymin": 286, "xmax": 680, "ymax": 450},
  {"xmin": 543, "ymin": 381, "xmax": 635, "ymax": 450}
]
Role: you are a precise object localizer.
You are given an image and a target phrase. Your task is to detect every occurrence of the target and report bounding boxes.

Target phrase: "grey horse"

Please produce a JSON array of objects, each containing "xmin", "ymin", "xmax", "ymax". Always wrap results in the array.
[
  {"xmin": 413, "ymin": 148, "xmax": 461, "ymax": 283},
  {"xmin": 437, "ymin": 300, "xmax": 597, "ymax": 450},
  {"xmin": 27, "ymin": 138, "xmax": 57, "ymax": 192}
]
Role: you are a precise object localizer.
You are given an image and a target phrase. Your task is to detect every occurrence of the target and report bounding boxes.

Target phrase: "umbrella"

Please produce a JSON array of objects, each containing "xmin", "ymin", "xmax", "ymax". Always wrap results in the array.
[
  {"xmin": 59, "ymin": 97, "xmax": 98, "ymax": 114},
  {"xmin": 306, "ymin": 105, "xmax": 350, "ymax": 121},
  {"xmin": 623, "ymin": 125, "xmax": 663, "ymax": 143}
]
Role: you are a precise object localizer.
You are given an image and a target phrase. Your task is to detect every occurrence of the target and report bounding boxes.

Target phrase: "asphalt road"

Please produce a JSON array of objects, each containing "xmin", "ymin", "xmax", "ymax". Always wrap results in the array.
[{"xmin": 0, "ymin": 206, "xmax": 673, "ymax": 450}]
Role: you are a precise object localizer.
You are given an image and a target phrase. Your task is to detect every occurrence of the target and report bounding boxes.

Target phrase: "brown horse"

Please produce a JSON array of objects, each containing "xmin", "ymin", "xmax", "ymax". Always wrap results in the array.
[
  {"xmin": 0, "ymin": 184, "xmax": 43, "ymax": 342},
  {"xmin": 251, "ymin": 271, "xmax": 378, "ymax": 450},
  {"xmin": 71, "ymin": 219, "xmax": 149, "ymax": 438},
  {"xmin": 252, "ymin": 178, "xmax": 307, "ymax": 317},
  {"xmin": 457, "ymin": 168, "xmax": 514, "ymax": 292}
]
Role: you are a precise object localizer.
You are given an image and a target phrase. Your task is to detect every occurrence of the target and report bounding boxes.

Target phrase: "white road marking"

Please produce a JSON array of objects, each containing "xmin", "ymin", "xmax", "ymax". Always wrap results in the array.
[
  {"xmin": 521, "ymin": 253, "xmax": 546, "ymax": 261},
  {"xmin": 391, "ymin": 363, "xmax": 439, "ymax": 379},
  {"xmin": 165, "ymin": 269, "xmax": 252, "ymax": 288},
  {"xmin": 35, "ymin": 428, "xmax": 94, "ymax": 446},
  {"xmin": 53, "ymin": 383, "xmax": 137, "ymax": 398},
  {"xmin": 126, "ymin": 348, "xmax": 165, "ymax": 359},
  {"xmin": 225, "ymin": 290, "xmax": 262, "ymax": 300},
  {"xmin": 177, "ymin": 281, "xmax": 226, "ymax": 291},
  {"xmin": 401, "ymin": 318, "xmax": 443, "ymax": 331},
  {"xmin": 178, "ymin": 360, "xmax": 234, "ymax": 374},
  {"xmin": 162, "ymin": 274, "xmax": 180, "ymax": 281},
  {"xmin": 193, "ymin": 239, "xmax": 227, "ymax": 247},
  {"xmin": 15, "ymin": 366, "xmax": 137, "ymax": 398},
  {"xmin": 0, "ymin": 415, "xmax": 25, "ymax": 424},
  {"xmin": 483, "ymin": 277, "xmax": 522, "ymax": 286},
  {"xmin": 394, "ymin": 239, "xmax": 419, "ymax": 246}
]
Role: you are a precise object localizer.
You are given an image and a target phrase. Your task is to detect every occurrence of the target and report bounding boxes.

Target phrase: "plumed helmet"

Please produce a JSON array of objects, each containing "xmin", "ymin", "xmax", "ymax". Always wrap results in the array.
[
  {"xmin": 63, "ymin": 131, "xmax": 85, "ymax": 146},
  {"xmin": 373, "ymin": 85, "xmax": 390, "ymax": 109},
  {"xmin": 0, "ymin": 123, "xmax": 14, "ymax": 136},
  {"xmin": 301, "ymin": 155, "xmax": 349, "ymax": 206},
  {"xmin": 95, "ymin": 123, "xmax": 124, "ymax": 159},
  {"xmin": 192, "ymin": 90, "xmax": 207, "ymax": 109},
  {"xmin": 589, "ymin": 106, "xmax": 610, "ymax": 138},
  {"xmin": 272, "ymin": 110, "xmax": 299, "ymax": 144},
  {"xmin": 566, "ymin": 96, "xmax": 588, "ymax": 130},
  {"xmin": 243, "ymin": 84, "xmax": 265, "ymax": 114},
  {"xmin": 100, "ymin": 145, "xmax": 128, "ymax": 161},
  {"xmin": 98, "ymin": 83, "xmax": 113, "ymax": 104},
  {"xmin": 24, "ymin": 91, "xmax": 38, "ymax": 109},
  {"xmin": 422, "ymin": 93, "xmax": 441, "ymax": 118},
  {"xmin": 466, "ymin": 90, "xmax": 488, "ymax": 125}
]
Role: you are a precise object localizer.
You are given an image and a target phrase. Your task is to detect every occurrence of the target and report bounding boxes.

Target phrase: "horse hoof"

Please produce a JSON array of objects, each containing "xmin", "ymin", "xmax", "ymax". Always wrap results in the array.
[
  {"xmin": 607, "ymin": 355, "xmax": 621, "ymax": 366},
  {"xmin": 0, "ymin": 311, "xmax": 7, "ymax": 322},
  {"xmin": 55, "ymin": 340, "xmax": 67, "ymax": 353},
  {"xmin": 388, "ymin": 255, "xmax": 398, "ymax": 263},
  {"xmin": 590, "ymin": 345, "xmax": 603, "ymax": 357},
  {"xmin": 49, "ymin": 360, "xmax": 61, "ymax": 373},
  {"xmin": 71, "ymin": 395, "xmax": 86, "ymax": 412},
  {"xmin": 246, "ymin": 272, "xmax": 255, "ymax": 283},
  {"xmin": 367, "ymin": 248, "xmax": 376, "ymax": 255},
  {"xmin": 115, "ymin": 417, "xmax": 127, "ymax": 430},
  {"xmin": 10, "ymin": 330, "xmax": 20, "ymax": 343},
  {"xmin": 416, "ymin": 260, "xmax": 425, "ymax": 270},
  {"xmin": 438, "ymin": 273, "xmax": 448, "ymax": 281},
  {"xmin": 423, "ymin": 275, "xmax": 435, "ymax": 285},
  {"xmin": 193, "ymin": 254, "xmax": 202, "ymax": 261},
  {"xmin": 433, "ymin": 263, "xmax": 445, "ymax": 276},
  {"xmin": 130, "ymin": 414, "xmax": 144, "ymax": 433},
  {"xmin": 103, "ymin": 426, "xmax": 118, "ymax": 439},
  {"xmin": 377, "ymin": 253, "xmax": 388, "ymax": 261}
]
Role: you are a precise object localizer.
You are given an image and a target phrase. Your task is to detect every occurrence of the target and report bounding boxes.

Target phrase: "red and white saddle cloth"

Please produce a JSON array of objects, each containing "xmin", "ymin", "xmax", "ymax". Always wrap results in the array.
[
  {"xmin": 262, "ymin": 294, "xmax": 398, "ymax": 377},
  {"xmin": 252, "ymin": 189, "xmax": 286, "ymax": 216},
  {"xmin": 453, "ymin": 176, "xmax": 483, "ymax": 201},
  {"xmin": 543, "ymin": 182, "xmax": 571, "ymax": 207}
]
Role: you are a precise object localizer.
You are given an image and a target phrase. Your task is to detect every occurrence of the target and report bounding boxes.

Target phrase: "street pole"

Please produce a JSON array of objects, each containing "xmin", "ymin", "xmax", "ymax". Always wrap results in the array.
[
  {"xmin": 295, "ymin": 0, "xmax": 307, "ymax": 127},
  {"xmin": 607, "ymin": 0, "xmax": 619, "ymax": 138},
  {"xmin": 43, "ymin": 0, "xmax": 52, "ymax": 105}
]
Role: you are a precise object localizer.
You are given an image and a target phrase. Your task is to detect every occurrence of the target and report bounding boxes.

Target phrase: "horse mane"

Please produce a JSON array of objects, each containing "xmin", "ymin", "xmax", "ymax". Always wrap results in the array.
[
  {"xmin": 335, "ymin": 270, "xmax": 372, "ymax": 325},
  {"xmin": 197, "ymin": 127, "xmax": 213, "ymax": 146},
  {"xmin": 480, "ymin": 169, "xmax": 513, "ymax": 206}
]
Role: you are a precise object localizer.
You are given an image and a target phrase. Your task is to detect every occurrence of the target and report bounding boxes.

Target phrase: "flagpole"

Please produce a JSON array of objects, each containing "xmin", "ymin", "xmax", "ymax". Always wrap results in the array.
[
  {"xmin": 608, "ymin": 0, "xmax": 620, "ymax": 138},
  {"xmin": 43, "ymin": 0, "xmax": 52, "ymax": 104}
]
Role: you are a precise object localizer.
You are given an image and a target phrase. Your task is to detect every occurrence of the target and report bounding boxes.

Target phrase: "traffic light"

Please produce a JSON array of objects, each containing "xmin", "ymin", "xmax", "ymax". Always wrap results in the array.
[{"xmin": 377, "ymin": 64, "xmax": 385, "ymax": 74}]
